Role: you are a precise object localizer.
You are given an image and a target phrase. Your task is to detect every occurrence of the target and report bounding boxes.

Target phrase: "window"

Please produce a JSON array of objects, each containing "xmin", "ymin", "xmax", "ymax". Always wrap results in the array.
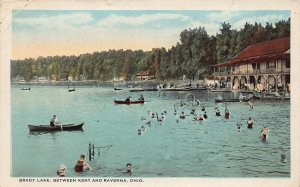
[
  {"xmin": 266, "ymin": 61, "xmax": 275, "ymax": 69},
  {"xmin": 286, "ymin": 59, "xmax": 290, "ymax": 68}
]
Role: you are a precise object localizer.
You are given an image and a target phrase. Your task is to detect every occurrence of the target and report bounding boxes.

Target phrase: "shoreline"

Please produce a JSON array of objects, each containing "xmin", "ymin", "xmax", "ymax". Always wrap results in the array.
[{"xmin": 11, "ymin": 79, "xmax": 205, "ymax": 87}]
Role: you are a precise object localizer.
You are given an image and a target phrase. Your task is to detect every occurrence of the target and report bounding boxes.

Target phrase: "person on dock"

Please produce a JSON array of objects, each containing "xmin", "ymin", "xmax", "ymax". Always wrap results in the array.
[
  {"xmin": 247, "ymin": 117, "xmax": 254, "ymax": 128},
  {"xmin": 57, "ymin": 165, "xmax": 66, "ymax": 177},
  {"xmin": 50, "ymin": 115, "xmax": 59, "ymax": 127},
  {"xmin": 74, "ymin": 154, "xmax": 92, "ymax": 172}
]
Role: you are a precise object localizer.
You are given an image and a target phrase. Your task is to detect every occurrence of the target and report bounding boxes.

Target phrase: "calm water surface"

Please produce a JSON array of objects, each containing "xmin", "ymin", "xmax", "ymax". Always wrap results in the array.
[{"xmin": 11, "ymin": 85, "xmax": 290, "ymax": 177}]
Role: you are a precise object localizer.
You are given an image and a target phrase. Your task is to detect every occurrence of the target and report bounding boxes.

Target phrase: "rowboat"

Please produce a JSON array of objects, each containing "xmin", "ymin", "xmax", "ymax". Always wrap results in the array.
[
  {"xmin": 215, "ymin": 96, "xmax": 253, "ymax": 103},
  {"xmin": 28, "ymin": 122, "xmax": 84, "ymax": 132},
  {"xmin": 114, "ymin": 100, "xmax": 144, "ymax": 104},
  {"xmin": 21, "ymin": 87, "xmax": 31, "ymax": 90},
  {"xmin": 253, "ymin": 93, "xmax": 290, "ymax": 100},
  {"xmin": 68, "ymin": 88, "xmax": 75, "ymax": 92},
  {"xmin": 114, "ymin": 88, "xmax": 122, "ymax": 90}
]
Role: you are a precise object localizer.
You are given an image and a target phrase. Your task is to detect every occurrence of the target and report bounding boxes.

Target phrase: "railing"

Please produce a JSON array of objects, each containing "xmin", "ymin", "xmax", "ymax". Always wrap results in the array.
[{"xmin": 214, "ymin": 68, "xmax": 290, "ymax": 76}]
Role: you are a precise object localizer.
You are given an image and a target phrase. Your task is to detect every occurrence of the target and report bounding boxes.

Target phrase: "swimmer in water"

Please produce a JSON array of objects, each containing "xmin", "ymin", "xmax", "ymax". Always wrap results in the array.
[
  {"xmin": 260, "ymin": 127, "xmax": 270, "ymax": 141},
  {"xmin": 247, "ymin": 117, "xmax": 254, "ymax": 128}
]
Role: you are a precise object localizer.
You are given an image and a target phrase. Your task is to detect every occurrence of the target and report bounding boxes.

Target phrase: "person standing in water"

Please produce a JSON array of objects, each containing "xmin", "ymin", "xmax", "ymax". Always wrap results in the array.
[
  {"xmin": 225, "ymin": 108, "xmax": 230, "ymax": 119},
  {"xmin": 74, "ymin": 154, "xmax": 92, "ymax": 172},
  {"xmin": 261, "ymin": 127, "xmax": 270, "ymax": 141},
  {"xmin": 247, "ymin": 117, "xmax": 254, "ymax": 128}
]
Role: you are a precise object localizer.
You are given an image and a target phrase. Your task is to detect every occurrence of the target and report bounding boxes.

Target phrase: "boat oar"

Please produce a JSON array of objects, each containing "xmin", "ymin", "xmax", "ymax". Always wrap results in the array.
[{"xmin": 56, "ymin": 122, "xmax": 63, "ymax": 131}]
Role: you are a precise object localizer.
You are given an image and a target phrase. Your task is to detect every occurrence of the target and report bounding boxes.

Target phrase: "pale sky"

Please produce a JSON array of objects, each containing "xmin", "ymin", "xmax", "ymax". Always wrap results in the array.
[{"xmin": 12, "ymin": 10, "xmax": 290, "ymax": 60}]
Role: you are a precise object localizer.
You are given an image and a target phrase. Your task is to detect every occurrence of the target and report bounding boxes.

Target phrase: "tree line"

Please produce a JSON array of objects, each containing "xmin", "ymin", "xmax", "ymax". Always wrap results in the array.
[{"xmin": 11, "ymin": 18, "xmax": 290, "ymax": 82}]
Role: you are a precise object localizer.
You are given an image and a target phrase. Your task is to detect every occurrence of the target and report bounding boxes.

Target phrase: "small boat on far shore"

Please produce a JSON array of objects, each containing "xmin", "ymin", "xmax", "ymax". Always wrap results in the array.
[
  {"xmin": 21, "ymin": 87, "xmax": 31, "ymax": 90},
  {"xmin": 114, "ymin": 88, "xmax": 122, "ymax": 90},
  {"xmin": 215, "ymin": 95, "xmax": 253, "ymax": 103},
  {"xmin": 253, "ymin": 92, "xmax": 290, "ymax": 100},
  {"xmin": 114, "ymin": 100, "xmax": 144, "ymax": 104},
  {"xmin": 68, "ymin": 88, "xmax": 75, "ymax": 92},
  {"xmin": 28, "ymin": 122, "xmax": 84, "ymax": 132}
]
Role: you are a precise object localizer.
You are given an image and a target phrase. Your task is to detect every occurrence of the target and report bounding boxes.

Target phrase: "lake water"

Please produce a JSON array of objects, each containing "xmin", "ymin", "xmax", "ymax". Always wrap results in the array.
[{"xmin": 11, "ymin": 84, "xmax": 290, "ymax": 177}]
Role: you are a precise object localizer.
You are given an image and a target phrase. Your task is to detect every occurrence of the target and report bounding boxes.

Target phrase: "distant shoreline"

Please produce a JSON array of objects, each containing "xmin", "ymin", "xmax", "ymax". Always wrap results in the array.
[{"xmin": 11, "ymin": 79, "xmax": 204, "ymax": 87}]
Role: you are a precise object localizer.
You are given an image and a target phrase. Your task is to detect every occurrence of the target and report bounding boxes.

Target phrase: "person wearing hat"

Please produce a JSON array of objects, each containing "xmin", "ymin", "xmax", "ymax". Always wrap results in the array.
[
  {"xmin": 57, "ymin": 165, "xmax": 66, "ymax": 177},
  {"xmin": 50, "ymin": 115, "xmax": 58, "ymax": 127}
]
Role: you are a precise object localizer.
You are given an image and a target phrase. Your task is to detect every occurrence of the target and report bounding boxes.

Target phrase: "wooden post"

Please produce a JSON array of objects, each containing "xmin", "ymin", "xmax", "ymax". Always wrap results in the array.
[{"xmin": 88, "ymin": 143, "xmax": 91, "ymax": 162}]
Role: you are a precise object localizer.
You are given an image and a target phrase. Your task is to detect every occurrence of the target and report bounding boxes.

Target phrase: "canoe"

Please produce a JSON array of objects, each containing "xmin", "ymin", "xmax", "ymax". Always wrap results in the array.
[
  {"xmin": 114, "ymin": 100, "xmax": 144, "ymax": 104},
  {"xmin": 215, "ymin": 96, "xmax": 252, "ymax": 103},
  {"xmin": 28, "ymin": 122, "xmax": 84, "ymax": 132}
]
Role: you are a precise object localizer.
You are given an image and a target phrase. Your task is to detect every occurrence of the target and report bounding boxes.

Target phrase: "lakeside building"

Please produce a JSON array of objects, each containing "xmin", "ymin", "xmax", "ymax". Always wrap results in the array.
[
  {"xmin": 135, "ymin": 71, "xmax": 155, "ymax": 80},
  {"xmin": 213, "ymin": 37, "xmax": 290, "ymax": 92}
]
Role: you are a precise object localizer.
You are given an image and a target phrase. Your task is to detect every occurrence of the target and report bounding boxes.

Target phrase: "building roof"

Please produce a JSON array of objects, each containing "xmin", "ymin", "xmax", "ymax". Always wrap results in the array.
[
  {"xmin": 136, "ymin": 71, "xmax": 153, "ymax": 76},
  {"xmin": 215, "ymin": 37, "xmax": 290, "ymax": 67}
]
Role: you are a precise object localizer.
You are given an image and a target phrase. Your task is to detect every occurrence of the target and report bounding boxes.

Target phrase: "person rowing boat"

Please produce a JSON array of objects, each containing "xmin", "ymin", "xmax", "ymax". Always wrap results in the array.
[{"xmin": 50, "ymin": 115, "xmax": 60, "ymax": 127}]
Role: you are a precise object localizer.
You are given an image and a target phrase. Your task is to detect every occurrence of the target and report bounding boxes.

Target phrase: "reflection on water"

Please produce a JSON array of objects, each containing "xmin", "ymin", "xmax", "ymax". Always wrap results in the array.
[{"xmin": 12, "ymin": 85, "xmax": 290, "ymax": 177}]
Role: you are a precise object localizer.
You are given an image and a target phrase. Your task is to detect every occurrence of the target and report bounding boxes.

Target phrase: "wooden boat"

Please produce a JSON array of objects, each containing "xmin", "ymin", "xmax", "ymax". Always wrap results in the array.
[
  {"xmin": 114, "ymin": 100, "xmax": 144, "ymax": 104},
  {"xmin": 215, "ymin": 96, "xmax": 253, "ymax": 103},
  {"xmin": 162, "ymin": 87, "xmax": 191, "ymax": 91},
  {"xmin": 28, "ymin": 122, "xmax": 84, "ymax": 132},
  {"xmin": 21, "ymin": 87, "xmax": 31, "ymax": 90},
  {"xmin": 253, "ymin": 93, "xmax": 289, "ymax": 100},
  {"xmin": 130, "ymin": 88, "xmax": 158, "ymax": 92}
]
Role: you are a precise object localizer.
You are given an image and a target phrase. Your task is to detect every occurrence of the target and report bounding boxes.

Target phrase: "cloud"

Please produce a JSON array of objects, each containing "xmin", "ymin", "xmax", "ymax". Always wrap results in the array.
[
  {"xmin": 97, "ymin": 13, "xmax": 192, "ymax": 28},
  {"xmin": 232, "ymin": 14, "xmax": 289, "ymax": 30},
  {"xmin": 208, "ymin": 11, "xmax": 241, "ymax": 22},
  {"xmin": 13, "ymin": 13, "xmax": 94, "ymax": 29},
  {"xmin": 190, "ymin": 21, "xmax": 219, "ymax": 36}
]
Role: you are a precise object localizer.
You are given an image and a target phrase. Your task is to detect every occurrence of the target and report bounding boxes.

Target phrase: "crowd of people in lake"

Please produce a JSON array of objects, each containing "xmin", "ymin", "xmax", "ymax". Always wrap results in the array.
[
  {"xmin": 135, "ymin": 93, "xmax": 273, "ymax": 147},
  {"xmin": 53, "ymin": 92, "xmax": 284, "ymax": 177}
]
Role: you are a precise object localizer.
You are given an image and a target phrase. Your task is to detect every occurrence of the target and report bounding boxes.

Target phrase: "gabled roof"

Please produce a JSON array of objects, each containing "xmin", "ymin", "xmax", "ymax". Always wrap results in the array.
[
  {"xmin": 136, "ymin": 71, "xmax": 153, "ymax": 76},
  {"xmin": 215, "ymin": 37, "xmax": 290, "ymax": 67}
]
